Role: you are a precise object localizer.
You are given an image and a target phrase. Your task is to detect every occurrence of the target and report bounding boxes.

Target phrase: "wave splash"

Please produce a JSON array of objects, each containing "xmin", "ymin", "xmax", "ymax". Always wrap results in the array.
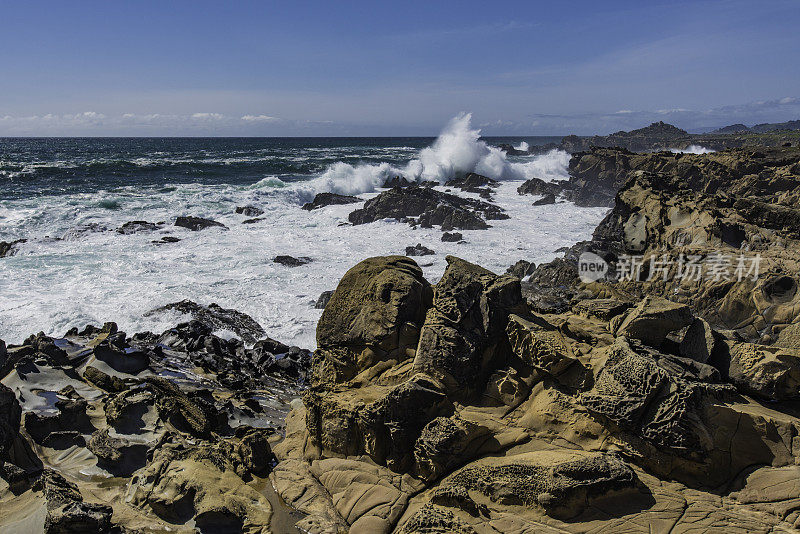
[{"xmin": 304, "ymin": 113, "xmax": 570, "ymax": 197}]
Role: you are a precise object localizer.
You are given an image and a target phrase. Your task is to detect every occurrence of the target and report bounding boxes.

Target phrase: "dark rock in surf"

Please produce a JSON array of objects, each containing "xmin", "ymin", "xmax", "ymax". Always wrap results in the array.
[
  {"xmin": 274, "ymin": 255, "xmax": 313, "ymax": 267},
  {"xmin": 348, "ymin": 185, "xmax": 507, "ymax": 230},
  {"xmin": 0, "ymin": 239, "xmax": 27, "ymax": 258},
  {"xmin": 405, "ymin": 243, "xmax": 435, "ymax": 256},
  {"xmin": 117, "ymin": 221, "xmax": 163, "ymax": 234},
  {"xmin": 236, "ymin": 206, "xmax": 264, "ymax": 217},
  {"xmin": 441, "ymin": 232, "xmax": 463, "ymax": 242},
  {"xmin": 383, "ymin": 176, "xmax": 414, "ymax": 188},
  {"xmin": 533, "ymin": 193, "xmax": 557, "ymax": 206},
  {"xmin": 152, "ymin": 236, "xmax": 181, "ymax": 244},
  {"xmin": 445, "ymin": 172, "xmax": 499, "ymax": 191},
  {"xmin": 175, "ymin": 216, "xmax": 228, "ymax": 231},
  {"xmin": 517, "ymin": 177, "xmax": 565, "ymax": 197},
  {"xmin": 302, "ymin": 193, "xmax": 361, "ymax": 211},
  {"xmin": 315, "ymin": 291, "xmax": 334, "ymax": 310}
]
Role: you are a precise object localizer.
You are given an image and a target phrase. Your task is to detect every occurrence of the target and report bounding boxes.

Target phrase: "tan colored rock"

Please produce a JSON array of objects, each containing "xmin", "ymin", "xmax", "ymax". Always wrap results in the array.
[
  {"xmin": 727, "ymin": 341, "xmax": 800, "ymax": 400},
  {"xmin": 314, "ymin": 256, "xmax": 431, "ymax": 385},
  {"xmin": 616, "ymin": 296, "xmax": 693, "ymax": 346},
  {"xmin": 413, "ymin": 256, "xmax": 527, "ymax": 400}
]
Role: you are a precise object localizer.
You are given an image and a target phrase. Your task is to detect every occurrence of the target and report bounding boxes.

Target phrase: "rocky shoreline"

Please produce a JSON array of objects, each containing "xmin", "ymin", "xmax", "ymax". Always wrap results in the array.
[
  {"xmin": 500, "ymin": 120, "xmax": 800, "ymax": 155},
  {"xmin": 3, "ymin": 143, "xmax": 800, "ymax": 532}
]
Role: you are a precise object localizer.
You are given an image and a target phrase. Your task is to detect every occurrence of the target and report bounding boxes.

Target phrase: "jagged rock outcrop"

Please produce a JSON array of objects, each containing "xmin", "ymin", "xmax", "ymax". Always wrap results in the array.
[
  {"xmin": 348, "ymin": 185, "xmax": 508, "ymax": 230},
  {"xmin": 302, "ymin": 192, "xmax": 361, "ymax": 210}
]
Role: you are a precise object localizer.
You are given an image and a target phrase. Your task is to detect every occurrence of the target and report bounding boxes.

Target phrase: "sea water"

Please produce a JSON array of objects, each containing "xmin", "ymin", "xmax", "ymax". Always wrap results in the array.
[{"xmin": 0, "ymin": 114, "xmax": 608, "ymax": 347}]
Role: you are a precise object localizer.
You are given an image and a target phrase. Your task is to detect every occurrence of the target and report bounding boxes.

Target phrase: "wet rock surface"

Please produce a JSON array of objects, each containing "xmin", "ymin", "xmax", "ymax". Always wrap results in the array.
[
  {"xmin": 348, "ymin": 185, "xmax": 508, "ymax": 230},
  {"xmin": 174, "ymin": 215, "xmax": 227, "ymax": 231},
  {"xmin": 302, "ymin": 192, "xmax": 361, "ymax": 210},
  {"xmin": 0, "ymin": 312, "xmax": 309, "ymax": 532}
]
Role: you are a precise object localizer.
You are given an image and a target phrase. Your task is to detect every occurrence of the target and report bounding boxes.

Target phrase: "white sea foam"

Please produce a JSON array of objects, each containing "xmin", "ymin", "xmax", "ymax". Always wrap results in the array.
[
  {"xmin": 513, "ymin": 141, "xmax": 530, "ymax": 151},
  {"xmin": 670, "ymin": 145, "xmax": 715, "ymax": 154},
  {"xmin": 304, "ymin": 113, "xmax": 570, "ymax": 197}
]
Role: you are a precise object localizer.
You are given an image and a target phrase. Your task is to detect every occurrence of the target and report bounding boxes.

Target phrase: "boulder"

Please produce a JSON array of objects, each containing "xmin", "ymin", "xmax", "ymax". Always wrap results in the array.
[
  {"xmin": 437, "ymin": 450, "xmax": 638, "ymax": 520},
  {"xmin": 405, "ymin": 243, "xmax": 435, "ymax": 256},
  {"xmin": 274, "ymin": 255, "xmax": 312, "ymax": 267},
  {"xmin": 506, "ymin": 259, "xmax": 536, "ymax": 280},
  {"xmin": 34, "ymin": 470, "xmax": 113, "ymax": 533},
  {"xmin": 0, "ymin": 238, "xmax": 27, "ymax": 257},
  {"xmin": 444, "ymin": 173, "xmax": 499, "ymax": 192},
  {"xmin": 313, "ymin": 256, "xmax": 431, "ymax": 385},
  {"xmin": 348, "ymin": 186, "xmax": 507, "ymax": 230},
  {"xmin": 441, "ymin": 232, "xmax": 463, "ymax": 242},
  {"xmin": 82, "ymin": 365, "xmax": 128, "ymax": 392},
  {"xmin": 727, "ymin": 342, "xmax": 800, "ymax": 401},
  {"xmin": 533, "ymin": 193, "xmax": 557, "ymax": 206},
  {"xmin": 517, "ymin": 177, "xmax": 564, "ymax": 197},
  {"xmin": 174, "ymin": 216, "xmax": 227, "ymax": 231},
  {"xmin": 412, "ymin": 256, "xmax": 527, "ymax": 399},
  {"xmin": 116, "ymin": 220, "xmax": 162, "ymax": 234},
  {"xmin": 302, "ymin": 193, "xmax": 360, "ymax": 210},
  {"xmin": 680, "ymin": 318, "xmax": 717, "ymax": 363},
  {"xmin": 615, "ymin": 297, "xmax": 694, "ymax": 347}
]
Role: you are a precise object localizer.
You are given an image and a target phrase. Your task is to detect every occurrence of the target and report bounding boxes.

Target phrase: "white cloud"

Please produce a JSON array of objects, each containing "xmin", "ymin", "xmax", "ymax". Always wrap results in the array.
[
  {"xmin": 241, "ymin": 114, "xmax": 280, "ymax": 122},
  {"xmin": 191, "ymin": 112, "xmax": 224, "ymax": 120}
]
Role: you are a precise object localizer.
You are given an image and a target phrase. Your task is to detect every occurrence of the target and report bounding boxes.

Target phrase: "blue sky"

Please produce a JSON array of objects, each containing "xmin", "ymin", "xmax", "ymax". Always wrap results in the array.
[{"xmin": 0, "ymin": 0, "xmax": 798, "ymax": 136}]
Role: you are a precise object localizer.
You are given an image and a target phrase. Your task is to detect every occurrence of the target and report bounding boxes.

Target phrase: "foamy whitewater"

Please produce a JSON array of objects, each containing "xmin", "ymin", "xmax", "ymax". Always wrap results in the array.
[{"xmin": 0, "ymin": 115, "xmax": 606, "ymax": 348}]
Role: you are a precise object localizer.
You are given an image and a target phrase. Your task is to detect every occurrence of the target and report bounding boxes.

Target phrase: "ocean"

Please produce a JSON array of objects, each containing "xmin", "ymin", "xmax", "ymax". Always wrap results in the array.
[{"xmin": 0, "ymin": 116, "xmax": 608, "ymax": 348}]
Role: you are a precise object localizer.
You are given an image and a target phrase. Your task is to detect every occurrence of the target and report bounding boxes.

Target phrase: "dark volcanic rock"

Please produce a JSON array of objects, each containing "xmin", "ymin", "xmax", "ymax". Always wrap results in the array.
[
  {"xmin": 0, "ymin": 383, "xmax": 22, "ymax": 466},
  {"xmin": 405, "ymin": 243, "xmax": 435, "ymax": 256},
  {"xmin": 174, "ymin": 216, "xmax": 228, "ymax": 231},
  {"xmin": 517, "ymin": 177, "xmax": 565, "ymax": 197},
  {"xmin": 35, "ymin": 469, "xmax": 114, "ymax": 533},
  {"xmin": 497, "ymin": 143, "xmax": 529, "ymax": 156},
  {"xmin": 314, "ymin": 290, "xmax": 334, "ymax": 310},
  {"xmin": 533, "ymin": 193, "xmax": 556, "ymax": 206},
  {"xmin": 348, "ymin": 185, "xmax": 507, "ymax": 230},
  {"xmin": 560, "ymin": 121, "xmax": 690, "ymax": 153},
  {"xmin": 441, "ymin": 232, "xmax": 463, "ymax": 242},
  {"xmin": 235, "ymin": 205, "xmax": 264, "ymax": 217},
  {"xmin": 301, "ymin": 193, "xmax": 361, "ymax": 211},
  {"xmin": 274, "ymin": 255, "xmax": 313, "ymax": 267},
  {"xmin": 0, "ymin": 239, "xmax": 27, "ymax": 257},
  {"xmin": 116, "ymin": 221, "xmax": 163, "ymax": 234},
  {"xmin": 147, "ymin": 299, "xmax": 266, "ymax": 344},
  {"xmin": 445, "ymin": 172, "xmax": 499, "ymax": 192},
  {"xmin": 383, "ymin": 175, "xmax": 414, "ymax": 188}
]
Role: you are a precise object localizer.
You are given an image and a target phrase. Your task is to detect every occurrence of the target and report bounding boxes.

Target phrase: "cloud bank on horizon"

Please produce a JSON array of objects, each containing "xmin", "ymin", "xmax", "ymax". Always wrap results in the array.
[{"xmin": 0, "ymin": 0, "xmax": 798, "ymax": 136}]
